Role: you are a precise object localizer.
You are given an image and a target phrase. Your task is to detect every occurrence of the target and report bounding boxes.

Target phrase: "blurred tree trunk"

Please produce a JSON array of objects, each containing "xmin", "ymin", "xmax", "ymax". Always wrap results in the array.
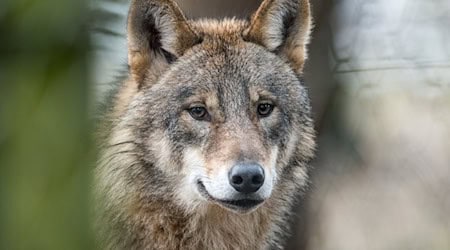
[{"xmin": 302, "ymin": 1, "xmax": 450, "ymax": 250}]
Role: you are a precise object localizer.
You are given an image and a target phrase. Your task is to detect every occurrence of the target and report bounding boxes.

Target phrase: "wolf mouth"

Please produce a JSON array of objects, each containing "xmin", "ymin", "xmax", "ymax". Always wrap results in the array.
[{"xmin": 196, "ymin": 180, "xmax": 264, "ymax": 212}]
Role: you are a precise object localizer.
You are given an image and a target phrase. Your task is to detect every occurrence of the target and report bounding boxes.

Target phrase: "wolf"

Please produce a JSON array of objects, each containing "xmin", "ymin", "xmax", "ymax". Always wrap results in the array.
[{"xmin": 95, "ymin": 0, "xmax": 316, "ymax": 249}]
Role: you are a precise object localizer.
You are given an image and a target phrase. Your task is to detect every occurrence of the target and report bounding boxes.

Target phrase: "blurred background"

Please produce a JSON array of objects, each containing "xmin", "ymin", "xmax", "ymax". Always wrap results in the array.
[
  {"xmin": 0, "ymin": 0, "xmax": 95, "ymax": 249},
  {"xmin": 1, "ymin": 0, "xmax": 449, "ymax": 249}
]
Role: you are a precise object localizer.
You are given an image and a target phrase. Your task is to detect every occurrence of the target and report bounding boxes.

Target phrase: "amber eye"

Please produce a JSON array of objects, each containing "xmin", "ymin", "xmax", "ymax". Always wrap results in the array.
[
  {"xmin": 188, "ymin": 106, "xmax": 209, "ymax": 121},
  {"xmin": 257, "ymin": 103, "xmax": 274, "ymax": 117}
]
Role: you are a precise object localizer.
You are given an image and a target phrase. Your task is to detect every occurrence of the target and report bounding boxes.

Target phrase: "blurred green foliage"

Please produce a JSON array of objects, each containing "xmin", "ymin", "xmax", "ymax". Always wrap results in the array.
[{"xmin": 0, "ymin": 0, "xmax": 95, "ymax": 249}]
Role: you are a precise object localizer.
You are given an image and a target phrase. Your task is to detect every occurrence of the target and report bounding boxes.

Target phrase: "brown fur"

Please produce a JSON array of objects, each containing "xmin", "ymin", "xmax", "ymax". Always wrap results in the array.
[
  {"xmin": 95, "ymin": 0, "xmax": 315, "ymax": 249},
  {"xmin": 244, "ymin": 0, "xmax": 312, "ymax": 72}
]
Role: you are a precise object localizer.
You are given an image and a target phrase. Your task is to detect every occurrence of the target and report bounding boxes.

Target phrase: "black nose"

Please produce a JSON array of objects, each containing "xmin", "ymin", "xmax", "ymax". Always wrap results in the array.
[{"xmin": 228, "ymin": 163, "xmax": 265, "ymax": 194}]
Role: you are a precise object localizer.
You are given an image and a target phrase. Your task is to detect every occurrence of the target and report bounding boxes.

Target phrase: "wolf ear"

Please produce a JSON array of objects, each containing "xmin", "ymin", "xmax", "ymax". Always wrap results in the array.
[
  {"xmin": 127, "ymin": 0, "xmax": 201, "ymax": 84},
  {"xmin": 244, "ymin": 0, "xmax": 312, "ymax": 73}
]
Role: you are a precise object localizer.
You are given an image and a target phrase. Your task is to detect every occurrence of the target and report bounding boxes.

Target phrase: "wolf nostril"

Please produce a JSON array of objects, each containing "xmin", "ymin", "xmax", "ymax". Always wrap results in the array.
[
  {"xmin": 232, "ymin": 175, "xmax": 243, "ymax": 185},
  {"xmin": 228, "ymin": 163, "xmax": 265, "ymax": 194},
  {"xmin": 252, "ymin": 174, "xmax": 264, "ymax": 185}
]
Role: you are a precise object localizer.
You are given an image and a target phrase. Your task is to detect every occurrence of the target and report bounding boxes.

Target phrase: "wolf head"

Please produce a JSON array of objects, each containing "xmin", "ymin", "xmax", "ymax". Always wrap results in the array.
[{"xmin": 100, "ymin": 0, "xmax": 315, "ymax": 215}]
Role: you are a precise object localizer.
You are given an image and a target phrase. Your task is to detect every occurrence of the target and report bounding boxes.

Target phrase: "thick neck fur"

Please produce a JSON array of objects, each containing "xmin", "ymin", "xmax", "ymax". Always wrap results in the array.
[{"xmin": 123, "ymin": 197, "xmax": 277, "ymax": 249}]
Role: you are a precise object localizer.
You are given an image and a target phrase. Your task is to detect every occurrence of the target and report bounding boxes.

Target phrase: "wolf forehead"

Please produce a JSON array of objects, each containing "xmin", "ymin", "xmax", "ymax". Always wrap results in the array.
[
  {"xmin": 150, "ymin": 54, "xmax": 305, "ymax": 122},
  {"xmin": 191, "ymin": 19, "xmax": 249, "ymax": 41},
  {"xmin": 165, "ymin": 46, "xmax": 300, "ymax": 90},
  {"xmin": 150, "ymin": 21, "xmax": 305, "ymax": 100}
]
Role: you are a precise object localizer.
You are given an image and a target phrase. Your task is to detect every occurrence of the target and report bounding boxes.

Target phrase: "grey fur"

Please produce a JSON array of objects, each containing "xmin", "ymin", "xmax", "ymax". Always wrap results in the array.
[{"xmin": 95, "ymin": 0, "xmax": 315, "ymax": 249}]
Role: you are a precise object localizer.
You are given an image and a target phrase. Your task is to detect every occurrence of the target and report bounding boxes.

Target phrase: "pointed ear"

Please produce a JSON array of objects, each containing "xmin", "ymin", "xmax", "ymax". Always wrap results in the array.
[
  {"xmin": 243, "ymin": 0, "xmax": 312, "ymax": 73},
  {"xmin": 127, "ymin": 0, "xmax": 201, "ymax": 84}
]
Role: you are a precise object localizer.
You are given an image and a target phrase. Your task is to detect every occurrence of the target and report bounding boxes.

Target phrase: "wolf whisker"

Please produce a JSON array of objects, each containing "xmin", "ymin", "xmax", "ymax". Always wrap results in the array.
[
  {"xmin": 99, "ymin": 150, "xmax": 142, "ymax": 168},
  {"xmin": 105, "ymin": 141, "xmax": 139, "ymax": 148}
]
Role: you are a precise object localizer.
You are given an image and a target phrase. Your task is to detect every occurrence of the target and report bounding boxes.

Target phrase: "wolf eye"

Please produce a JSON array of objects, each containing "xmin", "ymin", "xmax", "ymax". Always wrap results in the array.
[
  {"xmin": 257, "ymin": 103, "xmax": 274, "ymax": 117},
  {"xmin": 188, "ymin": 106, "xmax": 209, "ymax": 121}
]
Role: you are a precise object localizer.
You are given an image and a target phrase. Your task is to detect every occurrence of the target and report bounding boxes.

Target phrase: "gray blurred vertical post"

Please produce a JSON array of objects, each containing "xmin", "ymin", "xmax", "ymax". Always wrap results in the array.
[{"xmin": 303, "ymin": 1, "xmax": 450, "ymax": 249}]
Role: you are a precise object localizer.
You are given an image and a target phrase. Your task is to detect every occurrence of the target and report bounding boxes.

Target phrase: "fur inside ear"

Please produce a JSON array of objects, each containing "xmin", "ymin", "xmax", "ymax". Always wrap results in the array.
[
  {"xmin": 244, "ymin": 0, "xmax": 312, "ymax": 73},
  {"xmin": 127, "ymin": 0, "xmax": 201, "ymax": 84}
]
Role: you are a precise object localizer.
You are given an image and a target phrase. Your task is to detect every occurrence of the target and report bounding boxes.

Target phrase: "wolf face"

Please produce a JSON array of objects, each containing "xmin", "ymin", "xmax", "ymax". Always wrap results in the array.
[
  {"xmin": 97, "ymin": 0, "xmax": 315, "ymax": 247},
  {"xmin": 128, "ymin": 36, "xmax": 313, "ymax": 213}
]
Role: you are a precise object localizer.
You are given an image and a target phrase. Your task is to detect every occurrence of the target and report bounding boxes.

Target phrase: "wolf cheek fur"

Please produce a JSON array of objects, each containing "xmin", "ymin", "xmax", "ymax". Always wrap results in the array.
[{"xmin": 95, "ymin": 0, "xmax": 316, "ymax": 249}]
